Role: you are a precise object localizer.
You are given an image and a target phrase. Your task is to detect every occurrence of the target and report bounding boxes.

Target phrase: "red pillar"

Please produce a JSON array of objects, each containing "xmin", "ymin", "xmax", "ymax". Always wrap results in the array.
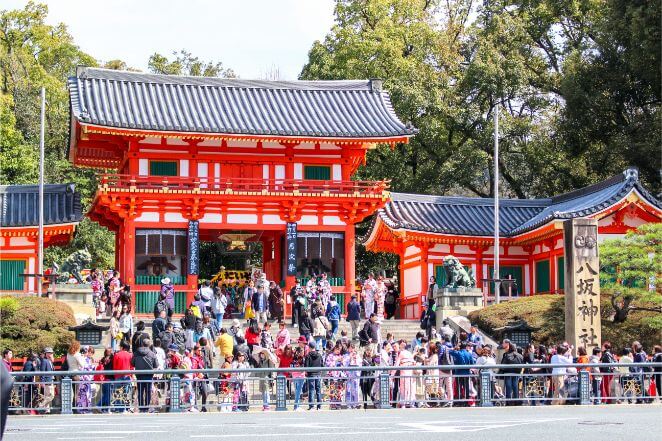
[
  {"xmin": 398, "ymin": 242, "xmax": 405, "ymax": 319},
  {"xmin": 419, "ymin": 243, "xmax": 429, "ymax": 317},
  {"xmin": 345, "ymin": 225, "xmax": 356, "ymax": 301}
]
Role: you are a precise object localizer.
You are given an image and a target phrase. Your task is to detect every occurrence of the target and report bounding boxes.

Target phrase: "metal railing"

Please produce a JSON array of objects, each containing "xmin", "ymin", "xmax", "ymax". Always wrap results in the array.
[
  {"xmin": 99, "ymin": 174, "xmax": 389, "ymax": 197},
  {"xmin": 8, "ymin": 362, "xmax": 661, "ymax": 414}
]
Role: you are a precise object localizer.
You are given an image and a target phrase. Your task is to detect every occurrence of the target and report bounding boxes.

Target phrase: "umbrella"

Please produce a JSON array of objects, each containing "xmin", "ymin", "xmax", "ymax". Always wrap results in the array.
[{"xmin": 251, "ymin": 345, "xmax": 278, "ymax": 366}]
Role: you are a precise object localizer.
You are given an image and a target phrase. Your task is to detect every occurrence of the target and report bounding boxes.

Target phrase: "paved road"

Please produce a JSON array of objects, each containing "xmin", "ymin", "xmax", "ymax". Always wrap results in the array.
[{"xmin": 5, "ymin": 405, "xmax": 662, "ymax": 441}]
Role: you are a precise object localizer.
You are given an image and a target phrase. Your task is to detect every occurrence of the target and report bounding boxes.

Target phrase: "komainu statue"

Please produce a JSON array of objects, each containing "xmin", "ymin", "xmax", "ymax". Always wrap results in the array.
[
  {"xmin": 442, "ymin": 255, "xmax": 476, "ymax": 288},
  {"xmin": 57, "ymin": 249, "xmax": 92, "ymax": 283}
]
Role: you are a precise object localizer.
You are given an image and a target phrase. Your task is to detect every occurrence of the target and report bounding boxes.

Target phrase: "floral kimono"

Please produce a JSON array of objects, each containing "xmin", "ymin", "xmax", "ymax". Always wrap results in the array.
[
  {"xmin": 345, "ymin": 350, "xmax": 361, "ymax": 408},
  {"xmin": 75, "ymin": 356, "xmax": 95, "ymax": 412},
  {"xmin": 325, "ymin": 352, "xmax": 348, "ymax": 409}
]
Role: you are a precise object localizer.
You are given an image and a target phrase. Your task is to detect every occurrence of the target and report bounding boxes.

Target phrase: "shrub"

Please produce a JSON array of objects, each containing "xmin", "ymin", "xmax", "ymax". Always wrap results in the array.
[
  {"xmin": 0, "ymin": 296, "xmax": 76, "ymax": 357},
  {"xmin": 468, "ymin": 293, "xmax": 661, "ymax": 352}
]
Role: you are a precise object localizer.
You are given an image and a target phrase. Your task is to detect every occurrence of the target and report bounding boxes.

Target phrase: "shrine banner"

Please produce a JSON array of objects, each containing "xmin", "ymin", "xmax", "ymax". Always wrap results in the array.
[
  {"xmin": 286, "ymin": 223, "xmax": 297, "ymax": 276},
  {"xmin": 564, "ymin": 219, "xmax": 602, "ymax": 354},
  {"xmin": 187, "ymin": 220, "xmax": 199, "ymax": 275}
]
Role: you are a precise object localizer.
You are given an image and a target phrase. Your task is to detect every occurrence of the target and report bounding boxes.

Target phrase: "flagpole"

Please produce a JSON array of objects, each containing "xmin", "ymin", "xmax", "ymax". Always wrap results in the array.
[
  {"xmin": 493, "ymin": 105, "xmax": 500, "ymax": 304},
  {"xmin": 38, "ymin": 87, "xmax": 45, "ymax": 297}
]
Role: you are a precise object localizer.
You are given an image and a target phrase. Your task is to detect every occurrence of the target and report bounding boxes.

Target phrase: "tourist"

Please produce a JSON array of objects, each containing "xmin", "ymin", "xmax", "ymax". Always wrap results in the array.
[
  {"xmin": 304, "ymin": 342, "xmax": 324, "ymax": 410},
  {"xmin": 467, "ymin": 325, "xmax": 483, "ymax": 348},
  {"xmin": 550, "ymin": 343, "xmax": 573, "ymax": 405},
  {"xmin": 198, "ymin": 280, "xmax": 214, "ymax": 312},
  {"xmin": 118, "ymin": 304, "xmax": 133, "ymax": 347},
  {"xmin": 523, "ymin": 343, "xmax": 544, "ymax": 405},
  {"xmin": 617, "ymin": 347, "xmax": 635, "ymax": 403},
  {"xmin": 631, "ymin": 341, "xmax": 648, "ymax": 404},
  {"xmin": 159, "ymin": 322, "xmax": 175, "ymax": 352},
  {"xmin": 360, "ymin": 314, "xmax": 381, "ymax": 351},
  {"xmin": 228, "ymin": 319, "xmax": 243, "ymax": 344},
  {"xmin": 90, "ymin": 272, "xmax": 103, "ymax": 318},
  {"xmin": 153, "ymin": 338, "xmax": 167, "ymax": 371},
  {"xmin": 160, "ymin": 277, "xmax": 175, "ymax": 318},
  {"xmin": 190, "ymin": 344, "xmax": 208, "ymax": 412},
  {"xmin": 346, "ymin": 295, "xmax": 361, "ymax": 339},
  {"xmin": 421, "ymin": 299, "xmax": 436, "ymax": 340},
  {"xmin": 252, "ymin": 283, "xmax": 270, "ymax": 325},
  {"xmin": 245, "ymin": 319, "xmax": 261, "ymax": 355},
  {"xmin": 496, "ymin": 340, "xmax": 517, "ymax": 406},
  {"xmin": 191, "ymin": 293, "xmax": 206, "ymax": 318},
  {"xmin": 318, "ymin": 273, "xmax": 332, "ymax": 310},
  {"xmin": 20, "ymin": 353, "xmax": 39, "ymax": 413},
  {"xmin": 362, "ymin": 273, "xmax": 377, "ymax": 319},
  {"xmin": 260, "ymin": 322, "xmax": 275, "ymax": 348},
  {"xmin": 451, "ymin": 341, "xmax": 476, "ymax": 406},
  {"xmin": 109, "ymin": 310, "xmax": 120, "ymax": 351},
  {"xmin": 439, "ymin": 319, "xmax": 455, "ymax": 344},
  {"xmin": 211, "ymin": 286, "xmax": 227, "ymax": 331},
  {"xmin": 396, "ymin": 343, "xmax": 416, "ymax": 408},
  {"xmin": 360, "ymin": 346, "xmax": 377, "ymax": 408},
  {"xmin": 233, "ymin": 336, "xmax": 250, "ymax": 360},
  {"xmin": 131, "ymin": 321, "xmax": 149, "ymax": 353},
  {"xmin": 243, "ymin": 280, "xmax": 256, "ymax": 321},
  {"xmin": 215, "ymin": 328, "xmax": 234, "ymax": 359},
  {"xmin": 192, "ymin": 320, "xmax": 212, "ymax": 345},
  {"xmin": 1, "ymin": 350, "xmax": 12, "ymax": 372},
  {"xmin": 325, "ymin": 342, "xmax": 348, "ymax": 409},
  {"xmin": 313, "ymin": 310, "xmax": 331, "ymax": 350},
  {"xmin": 290, "ymin": 347, "xmax": 306, "ymax": 411},
  {"xmin": 153, "ymin": 291, "xmax": 173, "ymax": 320},
  {"xmin": 374, "ymin": 276, "xmax": 387, "ymax": 321},
  {"xmin": 653, "ymin": 345, "xmax": 662, "ymax": 399},
  {"xmin": 275, "ymin": 321, "xmax": 291, "ymax": 350},
  {"xmin": 75, "ymin": 346, "xmax": 96, "ymax": 413},
  {"xmin": 37, "ymin": 348, "xmax": 55, "ymax": 413},
  {"xmin": 254, "ymin": 347, "xmax": 276, "ymax": 411},
  {"xmin": 268, "ymin": 281, "xmax": 285, "ymax": 322},
  {"xmin": 108, "ymin": 270, "xmax": 123, "ymax": 313},
  {"xmin": 600, "ymin": 342, "xmax": 617, "ymax": 403},
  {"xmin": 298, "ymin": 311, "xmax": 314, "ymax": 343},
  {"xmin": 217, "ymin": 353, "xmax": 233, "ymax": 412},
  {"xmin": 112, "ymin": 340, "xmax": 133, "ymax": 413},
  {"xmin": 94, "ymin": 348, "xmax": 114, "ymax": 412},
  {"xmin": 384, "ymin": 281, "xmax": 399, "ymax": 320},
  {"xmin": 231, "ymin": 352, "xmax": 250, "ymax": 411},
  {"xmin": 325, "ymin": 295, "xmax": 341, "ymax": 339},
  {"xmin": 290, "ymin": 279, "xmax": 306, "ymax": 328},
  {"xmin": 152, "ymin": 310, "xmax": 167, "ymax": 342},
  {"xmin": 132, "ymin": 338, "xmax": 157, "ymax": 412}
]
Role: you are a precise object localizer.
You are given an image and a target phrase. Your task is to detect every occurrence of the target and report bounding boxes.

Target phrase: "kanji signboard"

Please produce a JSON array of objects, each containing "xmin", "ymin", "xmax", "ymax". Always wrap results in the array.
[
  {"xmin": 286, "ymin": 222, "xmax": 297, "ymax": 276},
  {"xmin": 187, "ymin": 220, "xmax": 199, "ymax": 275},
  {"xmin": 564, "ymin": 219, "xmax": 602, "ymax": 353}
]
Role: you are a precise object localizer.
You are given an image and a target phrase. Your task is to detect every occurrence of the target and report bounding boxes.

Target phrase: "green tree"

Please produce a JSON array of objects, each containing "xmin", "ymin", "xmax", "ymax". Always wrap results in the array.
[
  {"xmin": 148, "ymin": 49, "xmax": 236, "ymax": 77},
  {"xmin": 600, "ymin": 223, "xmax": 662, "ymax": 327},
  {"xmin": 0, "ymin": 93, "xmax": 38, "ymax": 183}
]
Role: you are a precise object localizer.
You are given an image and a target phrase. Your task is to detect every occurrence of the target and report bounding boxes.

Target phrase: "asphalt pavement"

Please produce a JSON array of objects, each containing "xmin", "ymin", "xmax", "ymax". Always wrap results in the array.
[{"xmin": 5, "ymin": 404, "xmax": 662, "ymax": 441}]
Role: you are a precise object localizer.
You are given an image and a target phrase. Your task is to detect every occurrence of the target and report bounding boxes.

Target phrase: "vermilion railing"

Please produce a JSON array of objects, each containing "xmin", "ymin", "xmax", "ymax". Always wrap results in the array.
[{"xmin": 99, "ymin": 174, "xmax": 389, "ymax": 195}]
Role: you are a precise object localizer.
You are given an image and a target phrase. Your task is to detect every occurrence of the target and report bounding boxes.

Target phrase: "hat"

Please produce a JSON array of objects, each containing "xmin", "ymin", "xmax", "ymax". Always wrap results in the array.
[
  {"xmin": 168, "ymin": 344, "xmax": 179, "ymax": 351},
  {"xmin": 43, "ymin": 347, "xmax": 54, "ymax": 354},
  {"xmin": 232, "ymin": 319, "xmax": 240, "ymax": 327},
  {"xmin": 161, "ymin": 277, "xmax": 171, "ymax": 285},
  {"xmin": 298, "ymin": 336, "xmax": 308, "ymax": 343}
]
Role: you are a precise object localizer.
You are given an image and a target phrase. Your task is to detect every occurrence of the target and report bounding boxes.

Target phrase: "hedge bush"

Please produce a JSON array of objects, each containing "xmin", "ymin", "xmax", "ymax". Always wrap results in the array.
[
  {"xmin": 468, "ymin": 293, "xmax": 661, "ymax": 352},
  {"xmin": 0, "ymin": 296, "xmax": 76, "ymax": 357}
]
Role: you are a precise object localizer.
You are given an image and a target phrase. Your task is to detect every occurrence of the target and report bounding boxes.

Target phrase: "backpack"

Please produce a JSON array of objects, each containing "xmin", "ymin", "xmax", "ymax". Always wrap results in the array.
[
  {"xmin": 173, "ymin": 328, "xmax": 187, "ymax": 350},
  {"xmin": 440, "ymin": 347, "xmax": 453, "ymax": 371}
]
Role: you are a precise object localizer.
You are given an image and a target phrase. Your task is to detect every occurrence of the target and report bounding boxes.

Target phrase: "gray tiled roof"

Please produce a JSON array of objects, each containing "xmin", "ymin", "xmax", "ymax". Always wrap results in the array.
[
  {"xmin": 0, "ymin": 184, "xmax": 82, "ymax": 227},
  {"xmin": 68, "ymin": 67, "xmax": 417, "ymax": 138},
  {"xmin": 375, "ymin": 168, "xmax": 660, "ymax": 238}
]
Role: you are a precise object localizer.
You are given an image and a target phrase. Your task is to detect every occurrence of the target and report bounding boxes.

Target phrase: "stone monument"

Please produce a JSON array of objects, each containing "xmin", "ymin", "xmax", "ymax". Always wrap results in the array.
[
  {"xmin": 564, "ymin": 218, "xmax": 602, "ymax": 354},
  {"xmin": 434, "ymin": 255, "xmax": 483, "ymax": 324}
]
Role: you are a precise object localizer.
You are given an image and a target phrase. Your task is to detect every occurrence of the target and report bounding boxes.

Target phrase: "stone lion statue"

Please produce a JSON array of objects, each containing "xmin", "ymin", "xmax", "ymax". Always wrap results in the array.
[
  {"xmin": 58, "ymin": 249, "xmax": 92, "ymax": 283},
  {"xmin": 442, "ymin": 255, "xmax": 476, "ymax": 288}
]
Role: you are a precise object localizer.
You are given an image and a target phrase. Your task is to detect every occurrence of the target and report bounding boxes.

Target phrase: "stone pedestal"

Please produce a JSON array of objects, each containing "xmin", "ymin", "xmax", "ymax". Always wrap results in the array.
[{"xmin": 433, "ymin": 287, "xmax": 484, "ymax": 327}]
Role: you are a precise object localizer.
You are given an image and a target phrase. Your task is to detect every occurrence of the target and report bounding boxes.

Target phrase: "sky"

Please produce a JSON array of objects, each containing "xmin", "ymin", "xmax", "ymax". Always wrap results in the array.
[{"xmin": 4, "ymin": 0, "xmax": 337, "ymax": 80}]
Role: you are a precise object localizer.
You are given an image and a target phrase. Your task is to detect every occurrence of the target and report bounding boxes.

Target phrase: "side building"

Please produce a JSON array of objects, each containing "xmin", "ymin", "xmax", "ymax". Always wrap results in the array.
[
  {"xmin": 0, "ymin": 184, "xmax": 83, "ymax": 293},
  {"xmin": 363, "ymin": 168, "xmax": 661, "ymax": 319}
]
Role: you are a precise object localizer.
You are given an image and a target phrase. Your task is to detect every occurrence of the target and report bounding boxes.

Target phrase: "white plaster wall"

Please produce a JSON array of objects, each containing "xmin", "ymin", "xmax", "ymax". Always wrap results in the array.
[
  {"xmin": 275, "ymin": 165, "xmax": 285, "ymax": 180},
  {"xmin": 320, "ymin": 143, "xmax": 341, "ymax": 150},
  {"xmin": 323, "ymin": 216, "xmax": 345, "ymax": 226},
  {"xmin": 10, "ymin": 237, "xmax": 32, "ymax": 246},
  {"xmin": 139, "ymin": 137, "xmax": 160, "ymax": 144},
  {"xmin": 227, "ymin": 214, "xmax": 258, "ymax": 224},
  {"xmin": 508, "ymin": 246, "xmax": 528, "ymax": 256},
  {"xmin": 198, "ymin": 139, "xmax": 222, "ymax": 147},
  {"xmin": 332, "ymin": 164, "xmax": 341, "ymax": 181},
  {"xmin": 167, "ymin": 137, "xmax": 188, "ymax": 146},
  {"xmin": 27, "ymin": 257, "xmax": 35, "ymax": 291},
  {"xmin": 430, "ymin": 243, "xmax": 451, "ymax": 253},
  {"xmin": 404, "ymin": 266, "xmax": 422, "ymax": 297},
  {"xmin": 263, "ymin": 215, "xmax": 285, "ymax": 225},
  {"xmin": 135, "ymin": 212, "xmax": 160, "ymax": 222},
  {"xmin": 263, "ymin": 164, "xmax": 270, "ymax": 180},
  {"xmin": 298, "ymin": 215, "xmax": 319, "ymax": 225},
  {"xmin": 197, "ymin": 163, "xmax": 208, "ymax": 177},
  {"xmin": 294, "ymin": 164, "xmax": 303, "ymax": 179},
  {"xmin": 179, "ymin": 160, "xmax": 189, "ymax": 177},
  {"xmin": 454, "ymin": 244, "xmax": 472, "ymax": 254},
  {"xmin": 404, "ymin": 245, "xmax": 420, "ymax": 257},
  {"xmin": 200, "ymin": 213, "xmax": 222, "ymax": 223},
  {"xmin": 524, "ymin": 264, "xmax": 530, "ymax": 295},
  {"xmin": 624, "ymin": 215, "xmax": 647, "ymax": 227},
  {"xmin": 139, "ymin": 159, "xmax": 148, "ymax": 176},
  {"xmin": 164, "ymin": 212, "xmax": 187, "ymax": 223}
]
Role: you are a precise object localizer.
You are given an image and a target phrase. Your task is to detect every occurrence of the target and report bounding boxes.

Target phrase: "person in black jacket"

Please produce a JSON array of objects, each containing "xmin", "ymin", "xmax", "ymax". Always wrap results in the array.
[
  {"xmin": 499, "ymin": 340, "xmax": 524, "ymax": 406},
  {"xmin": 304, "ymin": 342, "xmax": 323, "ymax": 410},
  {"xmin": 131, "ymin": 338, "xmax": 157, "ymax": 412},
  {"xmin": 132, "ymin": 321, "xmax": 149, "ymax": 353},
  {"xmin": 361, "ymin": 314, "xmax": 380, "ymax": 347},
  {"xmin": 298, "ymin": 311, "xmax": 314, "ymax": 342}
]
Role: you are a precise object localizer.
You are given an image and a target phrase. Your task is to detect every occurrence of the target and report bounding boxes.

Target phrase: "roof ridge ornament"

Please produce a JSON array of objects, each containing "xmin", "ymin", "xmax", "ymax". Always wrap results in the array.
[
  {"xmin": 369, "ymin": 78, "xmax": 383, "ymax": 93},
  {"xmin": 623, "ymin": 167, "xmax": 639, "ymax": 181}
]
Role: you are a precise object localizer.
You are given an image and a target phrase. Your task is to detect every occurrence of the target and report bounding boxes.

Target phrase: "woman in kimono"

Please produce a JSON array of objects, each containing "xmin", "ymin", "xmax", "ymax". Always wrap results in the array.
[
  {"xmin": 75, "ymin": 346, "xmax": 96, "ymax": 413},
  {"xmin": 396, "ymin": 344, "xmax": 417, "ymax": 408},
  {"xmin": 374, "ymin": 276, "xmax": 387, "ymax": 320},
  {"xmin": 325, "ymin": 342, "xmax": 348, "ymax": 409},
  {"xmin": 345, "ymin": 343, "xmax": 361, "ymax": 409}
]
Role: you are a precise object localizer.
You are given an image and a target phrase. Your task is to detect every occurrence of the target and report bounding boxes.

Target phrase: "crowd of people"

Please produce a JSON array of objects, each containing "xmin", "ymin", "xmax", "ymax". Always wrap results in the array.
[{"xmin": 4, "ymin": 271, "xmax": 661, "ymax": 414}]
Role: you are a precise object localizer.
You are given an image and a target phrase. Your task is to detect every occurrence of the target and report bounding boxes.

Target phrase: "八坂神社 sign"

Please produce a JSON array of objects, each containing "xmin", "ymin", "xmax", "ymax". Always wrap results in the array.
[{"xmin": 564, "ymin": 219, "xmax": 602, "ymax": 353}]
